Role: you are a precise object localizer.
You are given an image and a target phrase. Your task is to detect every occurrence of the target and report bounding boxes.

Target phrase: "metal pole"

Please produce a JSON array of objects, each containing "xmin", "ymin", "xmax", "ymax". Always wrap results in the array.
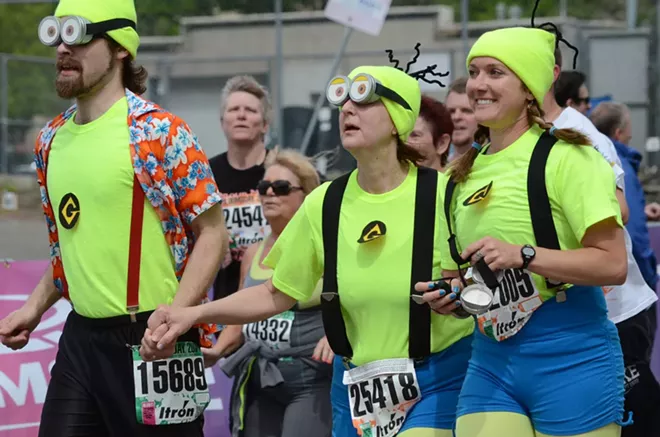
[
  {"xmin": 460, "ymin": 0, "xmax": 469, "ymax": 62},
  {"xmin": 559, "ymin": 0, "xmax": 567, "ymax": 19},
  {"xmin": 656, "ymin": 0, "xmax": 660, "ymax": 137},
  {"xmin": 0, "ymin": 55, "xmax": 9, "ymax": 174},
  {"xmin": 274, "ymin": 0, "xmax": 284, "ymax": 145},
  {"xmin": 626, "ymin": 0, "xmax": 638, "ymax": 30},
  {"xmin": 299, "ymin": 26, "xmax": 353, "ymax": 155}
]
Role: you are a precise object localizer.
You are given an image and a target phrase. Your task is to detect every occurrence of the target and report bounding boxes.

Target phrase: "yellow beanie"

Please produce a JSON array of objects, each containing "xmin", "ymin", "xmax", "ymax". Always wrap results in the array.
[
  {"xmin": 55, "ymin": 0, "xmax": 140, "ymax": 59},
  {"xmin": 348, "ymin": 66, "xmax": 421, "ymax": 142},
  {"xmin": 466, "ymin": 27, "xmax": 555, "ymax": 105}
]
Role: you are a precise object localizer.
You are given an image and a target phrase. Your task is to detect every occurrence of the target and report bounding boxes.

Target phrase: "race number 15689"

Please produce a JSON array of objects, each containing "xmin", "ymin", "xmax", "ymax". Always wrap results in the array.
[{"xmin": 136, "ymin": 357, "xmax": 207, "ymax": 395}]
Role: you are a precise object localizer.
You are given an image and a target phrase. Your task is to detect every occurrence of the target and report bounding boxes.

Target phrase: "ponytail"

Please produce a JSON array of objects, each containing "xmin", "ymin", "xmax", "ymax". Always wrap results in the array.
[
  {"xmin": 449, "ymin": 125, "xmax": 489, "ymax": 183},
  {"xmin": 397, "ymin": 137, "xmax": 425, "ymax": 166},
  {"xmin": 527, "ymin": 100, "xmax": 591, "ymax": 146}
]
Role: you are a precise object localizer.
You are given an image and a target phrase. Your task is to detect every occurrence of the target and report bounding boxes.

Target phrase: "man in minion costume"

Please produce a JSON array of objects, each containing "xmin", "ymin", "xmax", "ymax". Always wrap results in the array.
[{"xmin": 0, "ymin": 0, "xmax": 229, "ymax": 436}]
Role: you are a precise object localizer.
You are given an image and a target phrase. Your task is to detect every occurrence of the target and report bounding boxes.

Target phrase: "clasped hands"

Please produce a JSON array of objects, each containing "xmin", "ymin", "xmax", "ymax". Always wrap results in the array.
[
  {"xmin": 139, "ymin": 237, "xmax": 522, "ymax": 360},
  {"xmin": 139, "ymin": 304, "xmax": 197, "ymax": 361}
]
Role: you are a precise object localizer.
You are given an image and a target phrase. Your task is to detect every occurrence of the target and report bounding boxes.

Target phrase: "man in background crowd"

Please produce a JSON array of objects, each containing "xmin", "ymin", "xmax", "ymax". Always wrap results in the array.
[
  {"xmin": 444, "ymin": 77, "xmax": 478, "ymax": 162},
  {"xmin": 209, "ymin": 75, "xmax": 273, "ymax": 302},
  {"xmin": 590, "ymin": 101, "xmax": 660, "ymax": 437}
]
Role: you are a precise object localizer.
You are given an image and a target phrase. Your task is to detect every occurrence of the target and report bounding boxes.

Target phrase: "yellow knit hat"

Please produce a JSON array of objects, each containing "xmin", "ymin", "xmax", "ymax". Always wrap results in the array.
[
  {"xmin": 55, "ymin": 0, "xmax": 140, "ymax": 59},
  {"xmin": 348, "ymin": 66, "xmax": 421, "ymax": 142},
  {"xmin": 466, "ymin": 27, "xmax": 555, "ymax": 105}
]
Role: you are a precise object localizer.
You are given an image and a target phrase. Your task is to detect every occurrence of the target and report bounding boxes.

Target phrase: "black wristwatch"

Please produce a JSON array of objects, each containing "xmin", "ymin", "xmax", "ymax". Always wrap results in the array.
[{"xmin": 521, "ymin": 244, "xmax": 536, "ymax": 269}]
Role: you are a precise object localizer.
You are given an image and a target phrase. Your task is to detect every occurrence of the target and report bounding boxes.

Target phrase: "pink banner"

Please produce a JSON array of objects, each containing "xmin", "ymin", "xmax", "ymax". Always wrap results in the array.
[
  {"xmin": 0, "ymin": 260, "xmax": 232, "ymax": 437},
  {"xmin": 0, "ymin": 260, "xmax": 55, "ymax": 436}
]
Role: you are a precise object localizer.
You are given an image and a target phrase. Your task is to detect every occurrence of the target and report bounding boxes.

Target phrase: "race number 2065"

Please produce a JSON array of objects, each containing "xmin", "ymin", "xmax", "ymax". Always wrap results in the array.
[{"xmin": 349, "ymin": 372, "xmax": 419, "ymax": 418}]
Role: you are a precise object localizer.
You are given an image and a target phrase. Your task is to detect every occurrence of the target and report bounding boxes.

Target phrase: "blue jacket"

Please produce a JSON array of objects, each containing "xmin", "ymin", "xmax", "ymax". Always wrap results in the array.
[{"xmin": 612, "ymin": 139, "xmax": 659, "ymax": 289}]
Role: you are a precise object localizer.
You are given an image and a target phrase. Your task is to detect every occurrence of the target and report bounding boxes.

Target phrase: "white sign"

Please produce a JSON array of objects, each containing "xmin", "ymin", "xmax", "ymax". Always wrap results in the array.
[{"xmin": 324, "ymin": 0, "xmax": 392, "ymax": 36}]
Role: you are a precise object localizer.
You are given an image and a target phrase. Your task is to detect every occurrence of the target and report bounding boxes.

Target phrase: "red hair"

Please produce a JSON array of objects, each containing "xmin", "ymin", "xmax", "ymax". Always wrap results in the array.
[{"xmin": 418, "ymin": 95, "xmax": 454, "ymax": 166}]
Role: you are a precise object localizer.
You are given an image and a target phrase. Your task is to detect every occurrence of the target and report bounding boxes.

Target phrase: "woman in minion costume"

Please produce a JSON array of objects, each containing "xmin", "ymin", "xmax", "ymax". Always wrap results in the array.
[
  {"xmin": 139, "ymin": 61, "xmax": 475, "ymax": 437},
  {"xmin": 417, "ymin": 27, "xmax": 630, "ymax": 437}
]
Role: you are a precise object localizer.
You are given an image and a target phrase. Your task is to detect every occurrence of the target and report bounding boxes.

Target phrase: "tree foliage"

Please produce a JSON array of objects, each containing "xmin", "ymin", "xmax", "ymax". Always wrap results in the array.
[{"xmin": 0, "ymin": 0, "xmax": 656, "ymax": 122}]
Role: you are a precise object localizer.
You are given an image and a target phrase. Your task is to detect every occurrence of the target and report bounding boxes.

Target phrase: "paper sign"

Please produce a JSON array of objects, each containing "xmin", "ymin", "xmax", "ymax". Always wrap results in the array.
[{"xmin": 324, "ymin": 0, "xmax": 393, "ymax": 36}]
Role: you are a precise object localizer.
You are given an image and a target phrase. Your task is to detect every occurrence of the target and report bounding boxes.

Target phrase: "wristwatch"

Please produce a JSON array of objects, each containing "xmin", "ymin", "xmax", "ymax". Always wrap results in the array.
[{"xmin": 521, "ymin": 244, "xmax": 536, "ymax": 270}]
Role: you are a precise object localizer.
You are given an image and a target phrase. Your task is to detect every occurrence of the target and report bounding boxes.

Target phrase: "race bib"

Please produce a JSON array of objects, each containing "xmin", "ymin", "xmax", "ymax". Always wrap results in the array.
[
  {"xmin": 343, "ymin": 359, "xmax": 421, "ymax": 437},
  {"xmin": 243, "ymin": 311, "xmax": 294, "ymax": 350},
  {"xmin": 132, "ymin": 342, "xmax": 210, "ymax": 425},
  {"xmin": 222, "ymin": 191, "xmax": 269, "ymax": 263},
  {"xmin": 477, "ymin": 269, "xmax": 543, "ymax": 341}
]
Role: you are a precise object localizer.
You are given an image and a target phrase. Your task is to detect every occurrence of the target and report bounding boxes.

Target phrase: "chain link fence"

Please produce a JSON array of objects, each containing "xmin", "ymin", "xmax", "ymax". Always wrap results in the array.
[{"xmin": 0, "ymin": 53, "xmax": 70, "ymax": 175}]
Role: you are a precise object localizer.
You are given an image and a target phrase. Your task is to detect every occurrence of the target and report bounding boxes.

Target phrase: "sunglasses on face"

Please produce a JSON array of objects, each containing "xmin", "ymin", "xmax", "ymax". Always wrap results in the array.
[{"xmin": 257, "ymin": 180, "xmax": 303, "ymax": 196}]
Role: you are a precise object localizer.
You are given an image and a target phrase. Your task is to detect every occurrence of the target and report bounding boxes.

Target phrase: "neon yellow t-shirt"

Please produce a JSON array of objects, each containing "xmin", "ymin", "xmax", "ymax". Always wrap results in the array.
[
  {"xmin": 264, "ymin": 163, "xmax": 474, "ymax": 366},
  {"xmin": 439, "ymin": 126, "xmax": 622, "ymax": 301},
  {"xmin": 247, "ymin": 239, "xmax": 323, "ymax": 309},
  {"xmin": 47, "ymin": 97, "xmax": 178, "ymax": 318}
]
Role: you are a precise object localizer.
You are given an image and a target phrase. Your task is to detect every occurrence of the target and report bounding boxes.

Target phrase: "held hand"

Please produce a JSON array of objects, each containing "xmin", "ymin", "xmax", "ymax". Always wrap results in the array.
[
  {"xmin": 312, "ymin": 336, "xmax": 335, "ymax": 364},
  {"xmin": 414, "ymin": 278, "xmax": 463, "ymax": 315},
  {"xmin": 462, "ymin": 237, "xmax": 522, "ymax": 271},
  {"xmin": 0, "ymin": 306, "xmax": 41, "ymax": 350},
  {"xmin": 645, "ymin": 202, "xmax": 660, "ymax": 221},
  {"xmin": 141, "ymin": 326, "xmax": 175, "ymax": 361},
  {"xmin": 139, "ymin": 305, "xmax": 196, "ymax": 361}
]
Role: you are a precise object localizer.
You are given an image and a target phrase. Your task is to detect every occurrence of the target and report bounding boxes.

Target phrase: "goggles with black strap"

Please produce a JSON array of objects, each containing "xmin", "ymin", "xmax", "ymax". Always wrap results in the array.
[
  {"xmin": 326, "ymin": 73, "xmax": 412, "ymax": 111},
  {"xmin": 38, "ymin": 16, "xmax": 136, "ymax": 47}
]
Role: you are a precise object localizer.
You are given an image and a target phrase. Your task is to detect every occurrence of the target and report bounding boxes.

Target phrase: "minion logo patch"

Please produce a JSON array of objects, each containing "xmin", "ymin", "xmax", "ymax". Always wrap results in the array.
[
  {"xmin": 59, "ymin": 193, "xmax": 80, "ymax": 229},
  {"xmin": 463, "ymin": 182, "xmax": 493, "ymax": 206},
  {"xmin": 358, "ymin": 220, "xmax": 386, "ymax": 243}
]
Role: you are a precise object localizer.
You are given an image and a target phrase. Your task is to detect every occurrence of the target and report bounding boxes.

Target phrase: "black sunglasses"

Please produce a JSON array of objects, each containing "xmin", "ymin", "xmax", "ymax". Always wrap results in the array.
[{"xmin": 257, "ymin": 180, "xmax": 303, "ymax": 196}]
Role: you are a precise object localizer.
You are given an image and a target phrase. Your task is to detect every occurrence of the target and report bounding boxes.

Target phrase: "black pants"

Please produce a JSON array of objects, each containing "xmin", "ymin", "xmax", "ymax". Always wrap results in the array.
[
  {"xmin": 39, "ymin": 311, "xmax": 205, "ymax": 437},
  {"xmin": 617, "ymin": 305, "xmax": 660, "ymax": 437},
  {"xmin": 240, "ymin": 358, "xmax": 332, "ymax": 437}
]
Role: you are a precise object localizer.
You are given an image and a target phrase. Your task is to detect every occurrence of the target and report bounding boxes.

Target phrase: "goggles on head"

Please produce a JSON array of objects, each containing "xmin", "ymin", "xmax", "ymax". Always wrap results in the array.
[
  {"xmin": 326, "ymin": 73, "xmax": 411, "ymax": 111},
  {"xmin": 38, "ymin": 15, "xmax": 136, "ymax": 47}
]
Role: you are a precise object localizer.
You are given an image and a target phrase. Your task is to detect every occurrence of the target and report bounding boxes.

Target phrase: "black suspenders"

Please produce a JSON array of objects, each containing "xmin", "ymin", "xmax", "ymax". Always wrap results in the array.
[
  {"xmin": 320, "ymin": 167, "xmax": 438, "ymax": 362},
  {"xmin": 443, "ymin": 132, "xmax": 564, "ymax": 288}
]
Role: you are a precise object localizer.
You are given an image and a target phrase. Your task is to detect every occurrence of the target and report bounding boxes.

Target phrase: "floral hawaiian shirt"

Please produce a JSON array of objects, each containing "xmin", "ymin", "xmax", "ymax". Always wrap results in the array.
[{"xmin": 34, "ymin": 89, "xmax": 222, "ymax": 346}]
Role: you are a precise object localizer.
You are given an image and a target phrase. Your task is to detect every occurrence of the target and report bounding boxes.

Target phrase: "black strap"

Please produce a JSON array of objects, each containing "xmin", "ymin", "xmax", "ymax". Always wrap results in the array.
[
  {"xmin": 408, "ymin": 167, "xmax": 437, "ymax": 359},
  {"xmin": 442, "ymin": 132, "xmax": 562, "ymax": 289},
  {"xmin": 444, "ymin": 179, "xmax": 469, "ymax": 268},
  {"xmin": 321, "ymin": 172, "xmax": 353, "ymax": 359},
  {"xmin": 527, "ymin": 132, "xmax": 560, "ymax": 250},
  {"xmin": 321, "ymin": 167, "xmax": 437, "ymax": 360},
  {"xmin": 474, "ymin": 258, "xmax": 500, "ymax": 290},
  {"xmin": 87, "ymin": 18, "xmax": 137, "ymax": 36},
  {"xmin": 527, "ymin": 132, "xmax": 564, "ymax": 287}
]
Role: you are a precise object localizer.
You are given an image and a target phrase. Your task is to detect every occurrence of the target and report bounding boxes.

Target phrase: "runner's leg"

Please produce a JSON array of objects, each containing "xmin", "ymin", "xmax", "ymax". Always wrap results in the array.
[
  {"xmin": 89, "ymin": 316, "xmax": 204, "ymax": 437},
  {"xmin": 617, "ymin": 309, "xmax": 660, "ymax": 437},
  {"xmin": 242, "ymin": 392, "xmax": 284, "ymax": 437},
  {"xmin": 280, "ymin": 380, "xmax": 332, "ymax": 437},
  {"xmin": 38, "ymin": 313, "xmax": 107, "ymax": 437},
  {"xmin": 535, "ymin": 424, "xmax": 621, "ymax": 437},
  {"xmin": 455, "ymin": 412, "xmax": 535, "ymax": 437},
  {"xmin": 240, "ymin": 365, "xmax": 285, "ymax": 437},
  {"xmin": 398, "ymin": 428, "xmax": 453, "ymax": 437}
]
